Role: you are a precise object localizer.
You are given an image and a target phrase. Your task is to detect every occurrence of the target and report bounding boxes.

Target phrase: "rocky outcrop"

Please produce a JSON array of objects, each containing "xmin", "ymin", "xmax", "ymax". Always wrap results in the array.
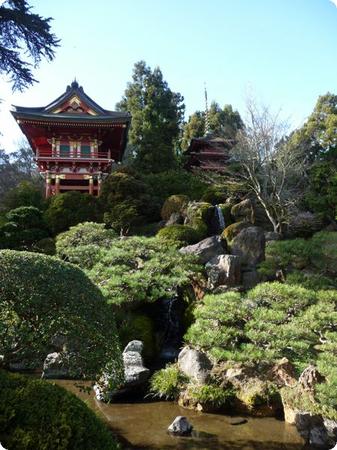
[
  {"xmin": 299, "ymin": 365, "xmax": 325, "ymax": 392},
  {"xmin": 231, "ymin": 226, "xmax": 265, "ymax": 266},
  {"xmin": 167, "ymin": 416, "xmax": 193, "ymax": 436},
  {"xmin": 269, "ymin": 358, "xmax": 297, "ymax": 388},
  {"xmin": 123, "ymin": 340, "xmax": 151, "ymax": 387},
  {"xmin": 42, "ymin": 352, "xmax": 69, "ymax": 380},
  {"xmin": 180, "ymin": 235, "xmax": 225, "ymax": 264},
  {"xmin": 178, "ymin": 347, "xmax": 212, "ymax": 384},
  {"xmin": 94, "ymin": 340, "xmax": 150, "ymax": 401},
  {"xmin": 265, "ymin": 231, "xmax": 281, "ymax": 242},
  {"xmin": 205, "ymin": 254, "xmax": 241, "ymax": 289},
  {"xmin": 165, "ymin": 212, "xmax": 184, "ymax": 226}
]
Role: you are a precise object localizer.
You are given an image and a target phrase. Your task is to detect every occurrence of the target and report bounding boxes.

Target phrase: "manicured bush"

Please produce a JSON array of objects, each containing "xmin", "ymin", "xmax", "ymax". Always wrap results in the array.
[
  {"xmin": 310, "ymin": 231, "xmax": 337, "ymax": 275},
  {"xmin": 56, "ymin": 222, "xmax": 117, "ymax": 260},
  {"xmin": 44, "ymin": 192, "xmax": 101, "ymax": 235},
  {"xmin": 161, "ymin": 194, "xmax": 189, "ymax": 221},
  {"xmin": 0, "ymin": 370, "xmax": 120, "ymax": 450},
  {"xmin": 0, "ymin": 250, "xmax": 122, "ymax": 382},
  {"xmin": 86, "ymin": 237, "xmax": 201, "ymax": 307},
  {"xmin": 0, "ymin": 206, "xmax": 49, "ymax": 251},
  {"xmin": 156, "ymin": 224, "xmax": 202, "ymax": 245},
  {"xmin": 149, "ymin": 364, "xmax": 188, "ymax": 399}
]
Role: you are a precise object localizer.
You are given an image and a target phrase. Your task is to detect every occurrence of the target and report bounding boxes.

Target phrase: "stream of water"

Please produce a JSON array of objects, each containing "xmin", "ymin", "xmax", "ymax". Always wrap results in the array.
[{"xmin": 56, "ymin": 380, "xmax": 307, "ymax": 450}]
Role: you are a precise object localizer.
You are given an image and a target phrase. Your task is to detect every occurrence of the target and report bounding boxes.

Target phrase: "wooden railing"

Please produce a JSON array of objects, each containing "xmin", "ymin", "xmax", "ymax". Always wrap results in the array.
[{"xmin": 36, "ymin": 149, "xmax": 112, "ymax": 159}]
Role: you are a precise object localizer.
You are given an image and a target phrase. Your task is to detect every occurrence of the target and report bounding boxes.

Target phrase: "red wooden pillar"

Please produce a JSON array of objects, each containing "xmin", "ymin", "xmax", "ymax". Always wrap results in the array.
[
  {"xmin": 89, "ymin": 176, "xmax": 94, "ymax": 195},
  {"xmin": 45, "ymin": 174, "xmax": 51, "ymax": 198}
]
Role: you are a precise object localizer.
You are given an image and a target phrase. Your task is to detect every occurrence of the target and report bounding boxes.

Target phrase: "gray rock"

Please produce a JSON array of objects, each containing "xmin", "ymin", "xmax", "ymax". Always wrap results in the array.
[
  {"xmin": 299, "ymin": 365, "xmax": 325, "ymax": 392},
  {"xmin": 123, "ymin": 341, "xmax": 150, "ymax": 387},
  {"xmin": 293, "ymin": 411, "xmax": 332, "ymax": 448},
  {"xmin": 95, "ymin": 340, "xmax": 150, "ymax": 401},
  {"xmin": 178, "ymin": 347, "xmax": 212, "ymax": 384},
  {"xmin": 206, "ymin": 254, "xmax": 241, "ymax": 289},
  {"xmin": 231, "ymin": 226, "xmax": 265, "ymax": 266},
  {"xmin": 42, "ymin": 352, "xmax": 69, "ymax": 379},
  {"xmin": 324, "ymin": 419, "xmax": 337, "ymax": 439},
  {"xmin": 180, "ymin": 235, "xmax": 225, "ymax": 264},
  {"xmin": 168, "ymin": 416, "xmax": 193, "ymax": 436}
]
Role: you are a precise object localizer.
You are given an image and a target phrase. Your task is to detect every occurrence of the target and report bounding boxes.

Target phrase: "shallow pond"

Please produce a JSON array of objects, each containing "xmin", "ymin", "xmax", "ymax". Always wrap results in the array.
[{"xmin": 57, "ymin": 380, "xmax": 308, "ymax": 450}]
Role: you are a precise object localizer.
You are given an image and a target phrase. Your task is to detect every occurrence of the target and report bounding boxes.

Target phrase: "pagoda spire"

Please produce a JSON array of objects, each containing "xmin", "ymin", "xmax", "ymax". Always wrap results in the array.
[{"xmin": 204, "ymin": 82, "xmax": 210, "ymax": 136}]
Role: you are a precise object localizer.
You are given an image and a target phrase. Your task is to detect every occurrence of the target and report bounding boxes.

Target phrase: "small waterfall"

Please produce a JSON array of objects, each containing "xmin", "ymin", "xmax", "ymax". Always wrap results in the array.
[
  {"xmin": 215, "ymin": 205, "xmax": 226, "ymax": 233},
  {"xmin": 157, "ymin": 295, "xmax": 183, "ymax": 362}
]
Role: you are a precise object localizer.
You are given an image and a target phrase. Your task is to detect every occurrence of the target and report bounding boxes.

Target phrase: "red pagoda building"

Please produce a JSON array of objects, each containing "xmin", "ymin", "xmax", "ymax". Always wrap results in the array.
[
  {"xmin": 184, "ymin": 134, "xmax": 233, "ymax": 172},
  {"xmin": 11, "ymin": 80, "xmax": 131, "ymax": 197}
]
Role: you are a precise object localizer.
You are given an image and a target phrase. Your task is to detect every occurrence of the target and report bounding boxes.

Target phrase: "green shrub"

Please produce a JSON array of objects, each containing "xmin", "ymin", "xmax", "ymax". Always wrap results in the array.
[
  {"xmin": 156, "ymin": 224, "xmax": 202, "ymax": 245},
  {"xmin": 186, "ymin": 384, "xmax": 232, "ymax": 409},
  {"xmin": 185, "ymin": 291, "xmax": 247, "ymax": 362},
  {"xmin": 0, "ymin": 370, "xmax": 120, "ymax": 450},
  {"xmin": 44, "ymin": 192, "xmax": 101, "ymax": 235},
  {"xmin": 286, "ymin": 270, "xmax": 337, "ymax": 290},
  {"xmin": 161, "ymin": 194, "xmax": 189, "ymax": 221},
  {"xmin": 201, "ymin": 186, "xmax": 228, "ymax": 204},
  {"xmin": 310, "ymin": 231, "xmax": 337, "ymax": 275},
  {"xmin": 142, "ymin": 169, "xmax": 207, "ymax": 204},
  {"xmin": 56, "ymin": 222, "xmax": 116, "ymax": 260},
  {"xmin": 0, "ymin": 250, "xmax": 122, "ymax": 382},
  {"xmin": 3, "ymin": 180, "xmax": 45, "ymax": 211},
  {"xmin": 0, "ymin": 206, "xmax": 49, "ymax": 251},
  {"xmin": 86, "ymin": 236, "xmax": 201, "ymax": 307},
  {"xmin": 100, "ymin": 169, "xmax": 160, "ymax": 231},
  {"xmin": 221, "ymin": 221, "xmax": 250, "ymax": 243},
  {"xmin": 150, "ymin": 364, "xmax": 188, "ymax": 399}
]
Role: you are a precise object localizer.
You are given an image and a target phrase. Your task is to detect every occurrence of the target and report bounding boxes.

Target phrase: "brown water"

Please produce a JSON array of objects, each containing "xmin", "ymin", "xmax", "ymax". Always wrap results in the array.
[{"xmin": 56, "ymin": 380, "xmax": 307, "ymax": 450}]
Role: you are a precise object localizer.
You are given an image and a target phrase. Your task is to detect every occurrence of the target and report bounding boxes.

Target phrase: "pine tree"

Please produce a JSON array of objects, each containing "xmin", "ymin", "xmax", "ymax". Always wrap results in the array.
[{"xmin": 117, "ymin": 61, "xmax": 185, "ymax": 173}]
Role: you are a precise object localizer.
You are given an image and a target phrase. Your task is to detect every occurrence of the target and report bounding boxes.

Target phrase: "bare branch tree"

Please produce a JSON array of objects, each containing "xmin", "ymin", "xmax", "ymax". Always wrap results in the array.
[{"xmin": 232, "ymin": 97, "xmax": 307, "ymax": 234}]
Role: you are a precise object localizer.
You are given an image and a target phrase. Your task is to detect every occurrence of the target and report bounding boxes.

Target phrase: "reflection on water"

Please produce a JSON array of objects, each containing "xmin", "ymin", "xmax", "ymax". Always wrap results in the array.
[{"xmin": 56, "ymin": 380, "xmax": 307, "ymax": 450}]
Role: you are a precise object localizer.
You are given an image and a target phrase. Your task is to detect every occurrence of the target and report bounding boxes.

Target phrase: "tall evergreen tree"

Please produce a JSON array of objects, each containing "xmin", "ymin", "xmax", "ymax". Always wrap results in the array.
[
  {"xmin": 181, "ymin": 102, "xmax": 244, "ymax": 150},
  {"xmin": 0, "ymin": 0, "xmax": 59, "ymax": 91},
  {"xmin": 117, "ymin": 61, "xmax": 185, "ymax": 173}
]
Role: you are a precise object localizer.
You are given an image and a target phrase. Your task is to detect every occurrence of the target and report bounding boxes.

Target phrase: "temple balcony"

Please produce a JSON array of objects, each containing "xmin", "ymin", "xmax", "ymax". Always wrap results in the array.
[{"xmin": 36, "ymin": 149, "xmax": 113, "ymax": 161}]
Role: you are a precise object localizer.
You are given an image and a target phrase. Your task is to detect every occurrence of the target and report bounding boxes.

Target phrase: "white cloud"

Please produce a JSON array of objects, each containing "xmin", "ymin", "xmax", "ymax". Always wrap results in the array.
[{"xmin": 330, "ymin": 0, "xmax": 337, "ymax": 7}]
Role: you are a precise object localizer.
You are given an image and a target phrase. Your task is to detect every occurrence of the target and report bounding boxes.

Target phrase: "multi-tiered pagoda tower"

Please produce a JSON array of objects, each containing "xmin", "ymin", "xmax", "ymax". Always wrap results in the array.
[{"xmin": 11, "ymin": 81, "xmax": 131, "ymax": 197}]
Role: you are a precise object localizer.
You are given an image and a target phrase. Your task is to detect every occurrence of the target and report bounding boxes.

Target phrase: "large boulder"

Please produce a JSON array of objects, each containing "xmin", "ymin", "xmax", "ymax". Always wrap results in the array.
[
  {"xmin": 178, "ymin": 347, "xmax": 212, "ymax": 384},
  {"xmin": 241, "ymin": 268, "xmax": 260, "ymax": 289},
  {"xmin": 231, "ymin": 226, "xmax": 265, "ymax": 266},
  {"xmin": 161, "ymin": 195, "xmax": 189, "ymax": 221},
  {"xmin": 269, "ymin": 357, "xmax": 297, "ymax": 388},
  {"xmin": 184, "ymin": 201, "xmax": 213, "ymax": 237},
  {"xmin": 42, "ymin": 352, "xmax": 70, "ymax": 379},
  {"xmin": 299, "ymin": 365, "xmax": 325, "ymax": 392},
  {"xmin": 167, "ymin": 416, "xmax": 193, "ymax": 436},
  {"xmin": 205, "ymin": 254, "xmax": 241, "ymax": 289},
  {"xmin": 123, "ymin": 340, "xmax": 150, "ymax": 387},
  {"xmin": 180, "ymin": 235, "xmax": 225, "ymax": 264},
  {"xmin": 94, "ymin": 340, "xmax": 150, "ymax": 401}
]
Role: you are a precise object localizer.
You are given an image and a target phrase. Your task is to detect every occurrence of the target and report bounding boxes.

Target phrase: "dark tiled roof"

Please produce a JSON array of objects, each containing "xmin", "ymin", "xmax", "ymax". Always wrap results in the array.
[{"xmin": 11, "ymin": 80, "xmax": 131, "ymax": 122}]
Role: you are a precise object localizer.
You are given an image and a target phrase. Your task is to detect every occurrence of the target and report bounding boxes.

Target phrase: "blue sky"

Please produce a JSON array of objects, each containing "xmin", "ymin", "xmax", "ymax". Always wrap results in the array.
[{"xmin": 1, "ymin": 0, "xmax": 337, "ymax": 151}]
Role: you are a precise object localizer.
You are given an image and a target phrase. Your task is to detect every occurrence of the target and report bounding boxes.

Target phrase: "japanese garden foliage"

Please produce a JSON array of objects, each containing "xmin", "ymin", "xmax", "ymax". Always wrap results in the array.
[
  {"xmin": 56, "ymin": 230, "xmax": 201, "ymax": 307},
  {"xmin": 116, "ymin": 60, "xmax": 185, "ymax": 172},
  {"xmin": 0, "ymin": 371, "xmax": 120, "ymax": 450},
  {"xmin": 0, "ymin": 250, "xmax": 123, "ymax": 383}
]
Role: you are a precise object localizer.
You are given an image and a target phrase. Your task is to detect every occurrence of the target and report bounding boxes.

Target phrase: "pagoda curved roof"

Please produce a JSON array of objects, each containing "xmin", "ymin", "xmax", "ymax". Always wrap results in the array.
[{"xmin": 11, "ymin": 80, "xmax": 131, "ymax": 123}]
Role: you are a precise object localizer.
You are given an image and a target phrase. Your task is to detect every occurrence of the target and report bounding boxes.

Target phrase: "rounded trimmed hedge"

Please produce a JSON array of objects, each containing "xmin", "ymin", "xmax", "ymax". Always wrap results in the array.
[
  {"xmin": 0, "ymin": 370, "xmax": 119, "ymax": 450},
  {"xmin": 156, "ymin": 224, "xmax": 202, "ymax": 245},
  {"xmin": 0, "ymin": 250, "xmax": 122, "ymax": 381}
]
